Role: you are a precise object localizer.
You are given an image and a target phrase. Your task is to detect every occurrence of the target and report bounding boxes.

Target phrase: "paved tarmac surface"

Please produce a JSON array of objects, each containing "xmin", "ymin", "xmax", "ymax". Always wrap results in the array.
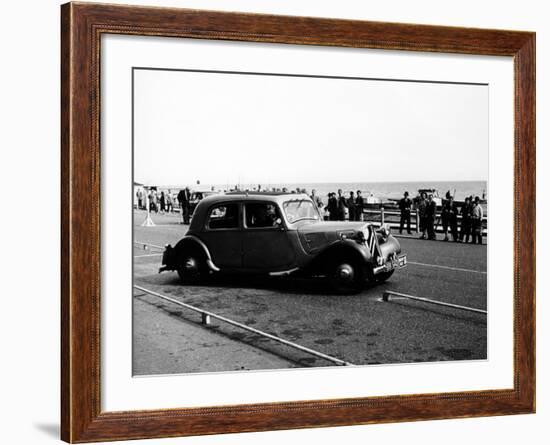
[{"xmin": 133, "ymin": 210, "xmax": 487, "ymax": 376}]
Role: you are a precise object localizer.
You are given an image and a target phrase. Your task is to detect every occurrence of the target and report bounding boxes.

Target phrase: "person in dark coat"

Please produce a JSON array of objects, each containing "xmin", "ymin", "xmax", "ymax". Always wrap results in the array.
[
  {"xmin": 449, "ymin": 197, "xmax": 459, "ymax": 241},
  {"xmin": 177, "ymin": 187, "xmax": 191, "ymax": 224},
  {"xmin": 426, "ymin": 194, "xmax": 437, "ymax": 240},
  {"xmin": 347, "ymin": 191, "xmax": 356, "ymax": 221},
  {"xmin": 441, "ymin": 192, "xmax": 459, "ymax": 241},
  {"xmin": 398, "ymin": 191, "xmax": 412, "ymax": 234},
  {"xmin": 325, "ymin": 193, "xmax": 338, "ymax": 221},
  {"xmin": 336, "ymin": 189, "xmax": 347, "ymax": 221},
  {"xmin": 417, "ymin": 192, "xmax": 428, "ymax": 239},
  {"xmin": 355, "ymin": 190, "xmax": 365, "ymax": 221},
  {"xmin": 159, "ymin": 191, "xmax": 166, "ymax": 213},
  {"xmin": 460, "ymin": 196, "xmax": 472, "ymax": 243}
]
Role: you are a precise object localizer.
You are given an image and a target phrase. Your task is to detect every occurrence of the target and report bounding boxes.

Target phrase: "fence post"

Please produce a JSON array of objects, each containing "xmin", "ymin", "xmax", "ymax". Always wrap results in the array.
[
  {"xmin": 415, "ymin": 210, "xmax": 420, "ymax": 233},
  {"xmin": 381, "ymin": 207, "xmax": 385, "ymax": 225}
]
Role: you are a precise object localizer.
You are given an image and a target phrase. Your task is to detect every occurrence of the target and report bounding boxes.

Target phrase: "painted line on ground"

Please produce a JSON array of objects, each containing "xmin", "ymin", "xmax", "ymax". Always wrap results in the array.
[
  {"xmin": 408, "ymin": 261, "xmax": 486, "ymax": 275},
  {"xmin": 134, "ymin": 284, "xmax": 355, "ymax": 367}
]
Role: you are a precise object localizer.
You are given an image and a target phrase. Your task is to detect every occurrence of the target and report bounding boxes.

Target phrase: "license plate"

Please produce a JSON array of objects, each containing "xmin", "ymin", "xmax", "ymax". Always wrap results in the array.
[
  {"xmin": 397, "ymin": 254, "xmax": 407, "ymax": 267},
  {"xmin": 385, "ymin": 254, "xmax": 407, "ymax": 271}
]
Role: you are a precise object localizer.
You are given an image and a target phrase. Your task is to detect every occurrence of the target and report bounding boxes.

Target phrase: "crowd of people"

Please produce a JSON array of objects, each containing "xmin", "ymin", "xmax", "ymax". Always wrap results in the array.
[
  {"xmin": 318, "ymin": 189, "xmax": 365, "ymax": 221},
  {"xmin": 136, "ymin": 185, "xmax": 485, "ymax": 244},
  {"xmin": 135, "ymin": 187, "xmax": 193, "ymax": 224},
  {"xmin": 398, "ymin": 191, "xmax": 485, "ymax": 244}
]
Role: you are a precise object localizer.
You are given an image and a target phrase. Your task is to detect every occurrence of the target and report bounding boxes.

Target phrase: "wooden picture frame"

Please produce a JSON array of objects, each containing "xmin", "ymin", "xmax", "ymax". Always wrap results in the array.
[{"xmin": 61, "ymin": 2, "xmax": 535, "ymax": 442}]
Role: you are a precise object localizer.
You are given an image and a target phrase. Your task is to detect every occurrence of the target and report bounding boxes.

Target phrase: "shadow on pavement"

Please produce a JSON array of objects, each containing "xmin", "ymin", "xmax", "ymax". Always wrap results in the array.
[{"xmin": 149, "ymin": 273, "xmax": 385, "ymax": 297}]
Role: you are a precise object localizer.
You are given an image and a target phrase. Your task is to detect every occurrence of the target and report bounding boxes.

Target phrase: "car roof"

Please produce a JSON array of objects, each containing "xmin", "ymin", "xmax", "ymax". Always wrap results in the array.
[{"xmin": 200, "ymin": 191, "xmax": 310, "ymax": 204}]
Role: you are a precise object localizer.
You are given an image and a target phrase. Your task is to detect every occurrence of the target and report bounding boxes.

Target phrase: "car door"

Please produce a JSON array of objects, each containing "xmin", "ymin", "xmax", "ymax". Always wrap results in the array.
[
  {"xmin": 200, "ymin": 202, "xmax": 242, "ymax": 269},
  {"xmin": 242, "ymin": 201, "xmax": 295, "ymax": 271}
]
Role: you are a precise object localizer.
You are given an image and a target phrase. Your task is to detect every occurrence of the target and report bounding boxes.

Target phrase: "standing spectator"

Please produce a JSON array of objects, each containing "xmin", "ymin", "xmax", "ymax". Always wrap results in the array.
[
  {"xmin": 148, "ymin": 189, "xmax": 158, "ymax": 213},
  {"xmin": 355, "ymin": 190, "xmax": 365, "ymax": 221},
  {"xmin": 471, "ymin": 196, "xmax": 484, "ymax": 245},
  {"xmin": 398, "ymin": 191, "xmax": 412, "ymax": 234},
  {"xmin": 336, "ymin": 189, "xmax": 347, "ymax": 221},
  {"xmin": 347, "ymin": 191, "xmax": 356, "ymax": 221},
  {"xmin": 310, "ymin": 189, "xmax": 324, "ymax": 208},
  {"xmin": 153, "ymin": 190, "xmax": 159, "ymax": 213},
  {"xmin": 177, "ymin": 187, "xmax": 191, "ymax": 224},
  {"xmin": 460, "ymin": 196, "xmax": 473, "ymax": 243},
  {"xmin": 159, "ymin": 191, "xmax": 166, "ymax": 214},
  {"xmin": 449, "ymin": 196, "xmax": 459, "ymax": 242},
  {"xmin": 441, "ymin": 192, "xmax": 459, "ymax": 241},
  {"xmin": 417, "ymin": 192, "xmax": 428, "ymax": 239},
  {"xmin": 426, "ymin": 194, "xmax": 437, "ymax": 240},
  {"xmin": 136, "ymin": 189, "xmax": 144, "ymax": 209},
  {"xmin": 325, "ymin": 193, "xmax": 338, "ymax": 221},
  {"xmin": 166, "ymin": 191, "xmax": 173, "ymax": 213}
]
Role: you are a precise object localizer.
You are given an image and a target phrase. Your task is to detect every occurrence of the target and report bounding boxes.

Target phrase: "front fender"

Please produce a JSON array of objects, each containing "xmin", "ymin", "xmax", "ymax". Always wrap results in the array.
[
  {"xmin": 377, "ymin": 235, "xmax": 401, "ymax": 260},
  {"xmin": 306, "ymin": 239, "xmax": 372, "ymax": 274}
]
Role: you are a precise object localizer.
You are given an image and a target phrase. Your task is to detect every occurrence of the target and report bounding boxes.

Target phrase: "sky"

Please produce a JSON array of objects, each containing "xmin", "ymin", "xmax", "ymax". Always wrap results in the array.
[{"xmin": 134, "ymin": 68, "xmax": 488, "ymax": 187}]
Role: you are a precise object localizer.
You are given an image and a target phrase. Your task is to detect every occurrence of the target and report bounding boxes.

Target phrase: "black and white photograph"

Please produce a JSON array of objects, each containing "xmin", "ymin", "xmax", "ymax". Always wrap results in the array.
[
  {"xmin": 132, "ymin": 67, "xmax": 488, "ymax": 376},
  {"xmin": 4, "ymin": 0, "xmax": 545, "ymax": 443}
]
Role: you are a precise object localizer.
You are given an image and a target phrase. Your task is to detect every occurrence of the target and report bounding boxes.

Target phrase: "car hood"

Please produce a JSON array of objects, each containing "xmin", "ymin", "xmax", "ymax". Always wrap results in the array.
[{"xmin": 295, "ymin": 220, "xmax": 369, "ymax": 254}]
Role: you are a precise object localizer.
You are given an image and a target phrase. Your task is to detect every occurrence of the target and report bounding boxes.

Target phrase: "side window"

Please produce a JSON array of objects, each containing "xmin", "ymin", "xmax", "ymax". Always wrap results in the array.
[
  {"xmin": 245, "ymin": 203, "xmax": 280, "ymax": 228},
  {"xmin": 207, "ymin": 203, "xmax": 239, "ymax": 230}
]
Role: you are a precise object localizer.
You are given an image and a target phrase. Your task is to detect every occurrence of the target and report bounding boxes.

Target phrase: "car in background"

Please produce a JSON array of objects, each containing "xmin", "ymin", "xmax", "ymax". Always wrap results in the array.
[{"xmin": 189, "ymin": 190, "xmax": 219, "ymax": 215}]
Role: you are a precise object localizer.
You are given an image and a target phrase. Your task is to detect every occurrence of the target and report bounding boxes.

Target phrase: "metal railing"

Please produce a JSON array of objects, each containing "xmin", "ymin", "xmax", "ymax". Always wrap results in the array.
[
  {"xmin": 361, "ymin": 208, "xmax": 487, "ymax": 235},
  {"xmin": 382, "ymin": 290, "xmax": 487, "ymax": 315}
]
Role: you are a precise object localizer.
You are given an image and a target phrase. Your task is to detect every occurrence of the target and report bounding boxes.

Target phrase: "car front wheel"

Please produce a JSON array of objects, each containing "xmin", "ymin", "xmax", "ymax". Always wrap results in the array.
[
  {"xmin": 328, "ymin": 258, "xmax": 364, "ymax": 294},
  {"xmin": 177, "ymin": 250, "xmax": 206, "ymax": 284}
]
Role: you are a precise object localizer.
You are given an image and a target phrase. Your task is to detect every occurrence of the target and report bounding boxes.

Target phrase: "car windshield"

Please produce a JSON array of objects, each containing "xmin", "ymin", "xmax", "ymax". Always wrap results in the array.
[{"xmin": 283, "ymin": 200, "xmax": 320, "ymax": 223}]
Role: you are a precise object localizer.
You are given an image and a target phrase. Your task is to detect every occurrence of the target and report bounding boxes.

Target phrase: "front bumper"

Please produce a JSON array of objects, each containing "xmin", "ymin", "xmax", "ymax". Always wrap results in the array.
[{"xmin": 373, "ymin": 253, "xmax": 407, "ymax": 275}]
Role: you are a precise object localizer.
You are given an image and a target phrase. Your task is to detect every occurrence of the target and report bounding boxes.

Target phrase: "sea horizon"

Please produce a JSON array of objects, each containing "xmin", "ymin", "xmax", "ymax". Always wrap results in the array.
[{"xmin": 143, "ymin": 180, "xmax": 488, "ymax": 202}]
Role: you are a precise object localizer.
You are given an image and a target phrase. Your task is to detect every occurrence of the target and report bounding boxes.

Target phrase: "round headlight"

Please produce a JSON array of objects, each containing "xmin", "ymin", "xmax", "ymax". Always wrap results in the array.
[{"xmin": 381, "ymin": 223, "xmax": 391, "ymax": 238}]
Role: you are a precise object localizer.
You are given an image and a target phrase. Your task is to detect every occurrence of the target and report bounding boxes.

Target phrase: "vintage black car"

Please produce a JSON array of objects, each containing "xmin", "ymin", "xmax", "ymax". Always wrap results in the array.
[{"xmin": 160, "ymin": 192, "xmax": 407, "ymax": 293}]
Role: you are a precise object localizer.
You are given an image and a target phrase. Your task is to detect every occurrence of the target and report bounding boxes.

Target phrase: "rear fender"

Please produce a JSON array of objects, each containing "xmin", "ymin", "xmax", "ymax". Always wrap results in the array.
[{"xmin": 160, "ymin": 235, "xmax": 220, "ymax": 272}]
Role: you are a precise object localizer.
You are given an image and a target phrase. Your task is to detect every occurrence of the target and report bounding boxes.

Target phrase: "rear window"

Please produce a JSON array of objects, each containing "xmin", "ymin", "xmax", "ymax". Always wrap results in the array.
[{"xmin": 207, "ymin": 204, "xmax": 239, "ymax": 229}]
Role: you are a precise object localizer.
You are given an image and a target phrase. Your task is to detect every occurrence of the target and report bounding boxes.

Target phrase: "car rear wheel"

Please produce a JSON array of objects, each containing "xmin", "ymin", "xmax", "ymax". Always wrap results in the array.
[
  {"xmin": 328, "ymin": 258, "xmax": 364, "ymax": 294},
  {"xmin": 177, "ymin": 250, "xmax": 207, "ymax": 284}
]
